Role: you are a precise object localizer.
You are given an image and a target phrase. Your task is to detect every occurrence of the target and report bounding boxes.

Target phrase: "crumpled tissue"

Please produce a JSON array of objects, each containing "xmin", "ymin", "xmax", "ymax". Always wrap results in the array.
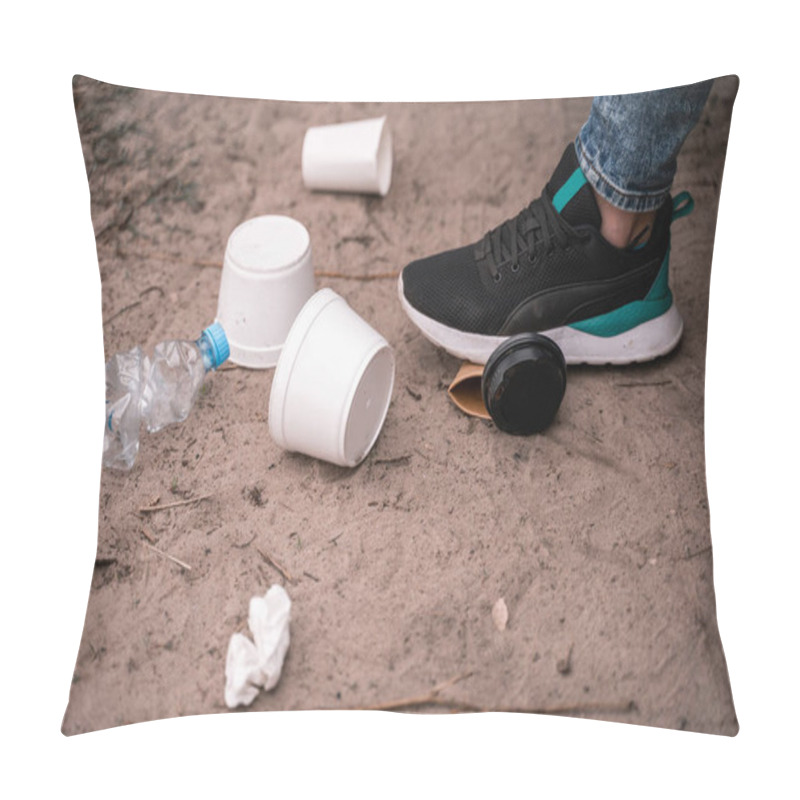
[{"xmin": 224, "ymin": 584, "xmax": 292, "ymax": 708}]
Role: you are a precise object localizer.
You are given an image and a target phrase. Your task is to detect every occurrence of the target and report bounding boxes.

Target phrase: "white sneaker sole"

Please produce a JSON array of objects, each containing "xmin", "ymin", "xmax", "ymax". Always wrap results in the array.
[{"xmin": 398, "ymin": 274, "xmax": 683, "ymax": 365}]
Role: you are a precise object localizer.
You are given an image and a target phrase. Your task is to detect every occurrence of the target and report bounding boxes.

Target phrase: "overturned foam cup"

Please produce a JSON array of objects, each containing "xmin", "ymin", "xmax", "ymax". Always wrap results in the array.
[
  {"xmin": 268, "ymin": 288, "xmax": 395, "ymax": 467},
  {"xmin": 302, "ymin": 116, "xmax": 392, "ymax": 196},
  {"xmin": 216, "ymin": 215, "xmax": 316, "ymax": 369}
]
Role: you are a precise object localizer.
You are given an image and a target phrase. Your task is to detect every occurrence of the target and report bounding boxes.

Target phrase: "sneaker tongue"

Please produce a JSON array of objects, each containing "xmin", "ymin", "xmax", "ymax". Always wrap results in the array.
[{"xmin": 546, "ymin": 144, "xmax": 601, "ymax": 229}]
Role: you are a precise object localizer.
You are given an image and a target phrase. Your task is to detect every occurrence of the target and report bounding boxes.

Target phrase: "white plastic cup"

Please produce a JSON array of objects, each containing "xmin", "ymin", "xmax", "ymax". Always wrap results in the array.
[
  {"xmin": 301, "ymin": 116, "xmax": 393, "ymax": 196},
  {"xmin": 268, "ymin": 288, "xmax": 395, "ymax": 467},
  {"xmin": 216, "ymin": 215, "xmax": 316, "ymax": 368}
]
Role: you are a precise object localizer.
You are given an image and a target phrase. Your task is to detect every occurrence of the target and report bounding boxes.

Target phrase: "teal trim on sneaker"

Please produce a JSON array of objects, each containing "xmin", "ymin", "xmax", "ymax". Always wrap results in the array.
[
  {"xmin": 552, "ymin": 168, "xmax": 588, "ymax": 212},
  {"xmin": 568, "ymin": 249, "xmax": 672, "ymax": 338},
  {"xmin": 671, "ymin": 191, "xmax": 694, "ymax": 221}
]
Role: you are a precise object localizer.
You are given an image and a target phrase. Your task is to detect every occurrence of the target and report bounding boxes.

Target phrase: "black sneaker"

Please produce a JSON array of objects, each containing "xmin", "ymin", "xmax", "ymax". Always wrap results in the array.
[{"xmin": 398, "ymin": 143, "xmax": 693, "ymax": 365}]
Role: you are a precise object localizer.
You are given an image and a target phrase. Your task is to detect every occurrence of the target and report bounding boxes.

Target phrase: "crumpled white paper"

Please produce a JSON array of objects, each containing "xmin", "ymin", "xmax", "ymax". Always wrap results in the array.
[{"xmin": 224, "ymin": 584, "xmax": 292, "ymax": 708}]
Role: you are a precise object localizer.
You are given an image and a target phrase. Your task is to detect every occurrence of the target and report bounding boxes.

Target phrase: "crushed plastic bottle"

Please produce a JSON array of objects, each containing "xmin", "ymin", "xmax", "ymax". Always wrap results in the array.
[
  {"xmin": 103, "ymin": 323, "xmax": 230, "ymax": 470},
  {"xmin": 103, "ymin": 345, "xmax": 148, "ymax": 471}
]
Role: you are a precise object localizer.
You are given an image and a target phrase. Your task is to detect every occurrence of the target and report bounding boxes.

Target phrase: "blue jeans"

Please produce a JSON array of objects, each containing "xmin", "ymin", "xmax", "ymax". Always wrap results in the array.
[{"xmin": 575, "ymin": 79, "xmax": 714, "ymax": 213}]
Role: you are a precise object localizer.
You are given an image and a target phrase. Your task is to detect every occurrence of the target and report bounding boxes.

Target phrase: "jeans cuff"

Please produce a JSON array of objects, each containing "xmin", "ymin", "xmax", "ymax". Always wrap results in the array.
[{"xmin": 574, "ymin": 137, "xmax": 670, "ymax": 214}]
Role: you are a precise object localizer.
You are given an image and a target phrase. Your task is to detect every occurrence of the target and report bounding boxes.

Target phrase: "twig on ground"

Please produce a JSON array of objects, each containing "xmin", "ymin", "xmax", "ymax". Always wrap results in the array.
[
  {"xmin": 361, "ymin": 695, "xmax": 636, "ymax": 716},
  {"xmin": 103, "ymin": 300, "xmax": 141, "ymax": 327},
  {"xmin": 356, "ymin": 670, "xmax": 634, "ymax": 717},
  {"xmin": 684, "ymin": 544, "xmax": 713, "ymax": 560},
  {"xmin": 431, "ymin": 672, "xmax": 474, "ymax": 693},
  {"xmin": 314, "ymin": 270, "xmax": 398, "ymax": 281},
  {"xmin": 256, "ymin": 547, "xmax": 295, "ymax": 584},
  {"xmin": 139, "ymin": 526, "xmax": 157, "ymax": 544},
  {"xmin": 138, "ymin": 494, "xmax": 213, "ymax": 513},
  {"xmin": 231, "ymin": 533, "xmax": 257, "ymax": 549},
  {"xmin": 141, "ymin": 540, "xmax": 192, "ymax": 571},
  {"xmin": 614, "ymin": 380, "xmax": 673, "ymax": 388},
  {"xmin": 373, "ymin": 455, "xmax": 412, "ymax": 467},
  {"xmin": 557, "ymin": 644, "xmax": 574, "ymax": 675},
  {"xmin": 363, "ymin": 672, "xmax": 475, "ymax": 711},
  {"xmin": 412, "ymin": 447, "xmax": 432, "ymax": 462}
]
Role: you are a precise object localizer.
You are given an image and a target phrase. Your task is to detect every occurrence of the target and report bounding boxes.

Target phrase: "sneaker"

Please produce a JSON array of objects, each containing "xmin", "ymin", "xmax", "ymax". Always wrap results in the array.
[{"xmin": 398, "ymin": 143, "xmax": 693, "ymax": 365}]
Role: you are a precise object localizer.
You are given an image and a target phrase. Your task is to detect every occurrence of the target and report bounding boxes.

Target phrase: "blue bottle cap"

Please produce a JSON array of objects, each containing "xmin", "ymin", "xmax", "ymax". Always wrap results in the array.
[{"xmin": 201, "ymin": 322, "xmax": 230, "ymax": 369}]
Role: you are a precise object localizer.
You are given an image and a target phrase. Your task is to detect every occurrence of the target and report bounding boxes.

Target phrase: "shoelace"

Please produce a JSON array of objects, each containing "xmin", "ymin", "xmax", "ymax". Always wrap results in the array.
[{"xmin": 476, "ymin": 192, "xmax": 576, "ymax": 280}]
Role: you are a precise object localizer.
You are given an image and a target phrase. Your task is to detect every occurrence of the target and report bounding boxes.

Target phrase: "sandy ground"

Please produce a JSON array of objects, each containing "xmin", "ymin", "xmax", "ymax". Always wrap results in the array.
[{"xmin": 62, "ymin": 75, "xmax": 738, "ymax": 735}]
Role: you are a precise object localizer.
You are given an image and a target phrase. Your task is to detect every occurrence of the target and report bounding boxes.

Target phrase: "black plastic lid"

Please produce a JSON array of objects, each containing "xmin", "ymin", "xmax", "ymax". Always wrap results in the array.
[{"xmin": 481, "ymin": 333, "xmax": 567, "ymax": 435}]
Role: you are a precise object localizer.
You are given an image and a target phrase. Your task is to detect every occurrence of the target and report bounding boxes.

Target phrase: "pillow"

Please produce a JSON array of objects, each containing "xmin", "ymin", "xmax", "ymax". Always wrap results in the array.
[{"xmin": 63, "ymin": 74, "xmax": 738, "ymax": 735}]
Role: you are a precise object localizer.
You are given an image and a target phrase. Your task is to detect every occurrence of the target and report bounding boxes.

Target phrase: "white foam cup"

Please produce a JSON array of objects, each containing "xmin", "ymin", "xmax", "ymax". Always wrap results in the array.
[
  {"xmin": 301, "ymin": 116, "xmax": 393, "ymax": 196},
  {"xmin": 268, "ymin": 288, "xmax": 395, "ymax": 467},
  {"xmin": 216, "ymin": 215, "xmax": 316, "ymax": 368}
]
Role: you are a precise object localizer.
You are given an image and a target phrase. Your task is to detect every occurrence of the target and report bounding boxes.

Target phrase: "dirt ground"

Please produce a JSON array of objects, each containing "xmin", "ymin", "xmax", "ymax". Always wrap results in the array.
[{"xmin": 62, "ymin": 74, "xmax": 739, "ymax": 735}]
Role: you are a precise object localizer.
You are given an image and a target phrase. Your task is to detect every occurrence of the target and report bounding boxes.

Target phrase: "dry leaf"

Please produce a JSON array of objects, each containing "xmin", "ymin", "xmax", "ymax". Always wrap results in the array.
[{"xmin": 492, "ymin": 598, "xmax": 508, "ymax": 631}]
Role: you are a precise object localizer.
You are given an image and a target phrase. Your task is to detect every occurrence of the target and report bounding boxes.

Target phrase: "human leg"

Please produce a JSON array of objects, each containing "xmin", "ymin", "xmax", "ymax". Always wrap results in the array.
[
  {"xmin": 576, "ymin": 80, "xmax": 714, "ymax": 214},
  {"xmin": 578, "ymin": 81, "xmax": 712, "ymax": 247},
  {"xmin": 398, "ymin": 83, "xmax": 711, "ymax": 365}
]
